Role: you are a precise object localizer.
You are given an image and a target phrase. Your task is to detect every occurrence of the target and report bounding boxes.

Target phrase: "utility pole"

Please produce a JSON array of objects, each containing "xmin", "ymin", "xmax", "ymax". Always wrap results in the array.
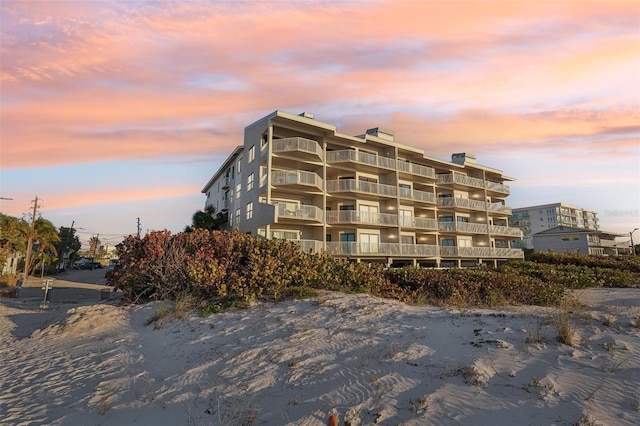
[
  {"xmin": 137, "ymin": 217, "xmax": 141, "ymax": 237},
  {"xmin": 22, "ymin": 196, "xmax": 40, "ymax": 285}
]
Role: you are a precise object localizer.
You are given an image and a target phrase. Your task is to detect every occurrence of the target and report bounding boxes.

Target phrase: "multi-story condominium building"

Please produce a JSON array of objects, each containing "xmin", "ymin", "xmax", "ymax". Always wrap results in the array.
[
  {"xmin": 202, "ymin": 110, "xmax": 523, "ymax": 267},
  {"xmin": 509, "ymin": 203, "xmax": 599, "ymax": 250}
]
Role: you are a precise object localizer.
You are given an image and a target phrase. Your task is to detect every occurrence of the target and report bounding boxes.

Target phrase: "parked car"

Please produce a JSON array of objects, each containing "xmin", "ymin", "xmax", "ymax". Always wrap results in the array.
[{"xmin": 77, "ymin": 261, "xmax": 102, "ymax": 270}]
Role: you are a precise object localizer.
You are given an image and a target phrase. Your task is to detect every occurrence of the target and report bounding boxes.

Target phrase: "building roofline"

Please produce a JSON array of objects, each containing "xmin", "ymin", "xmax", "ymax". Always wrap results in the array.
[
  {"xmin": 512, "ymin": 203, "xmax": 597, "ymax": 213},
  {"xmin": 533, "ymin": 225, "xmax": 622, "ymax": 238},
  {"xmin": 201, "ymin": 145, "xmax": 244, "ymax": 193}
]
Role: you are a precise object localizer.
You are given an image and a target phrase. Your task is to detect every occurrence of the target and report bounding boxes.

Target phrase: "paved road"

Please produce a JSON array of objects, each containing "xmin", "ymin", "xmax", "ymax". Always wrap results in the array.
[{"xmin": 16, "ymin": 268, "xmax": 119, "ymax": 304}]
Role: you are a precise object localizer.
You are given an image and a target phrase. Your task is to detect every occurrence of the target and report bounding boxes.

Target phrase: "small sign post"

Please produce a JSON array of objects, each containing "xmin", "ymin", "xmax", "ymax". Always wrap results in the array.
[{"xmin": 41, "ymin": 279, "xmax": 53, "ymax": 309}]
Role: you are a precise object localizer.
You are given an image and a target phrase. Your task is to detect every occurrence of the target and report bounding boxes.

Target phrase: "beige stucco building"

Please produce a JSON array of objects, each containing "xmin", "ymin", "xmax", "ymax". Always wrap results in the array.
[{"xmin": 203, "ymin": 111, "xmax": 523, "ymax": 267}]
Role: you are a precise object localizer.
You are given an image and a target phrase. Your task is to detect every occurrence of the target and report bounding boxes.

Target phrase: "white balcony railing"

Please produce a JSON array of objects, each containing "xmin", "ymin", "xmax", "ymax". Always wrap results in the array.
[
  {"xmin": 326, "ymin": 210, "xmax": 398, "ymax": 226},
  {"xmin": 440, "ymin": 246, "xmax": 523, "ymax": 258},
  {"xmin": 488, "ymin": 225, "xmax": 522, "ymax": 238},
  {"xmin": 272, "ymin": 137, "xmax": 323, "ymax": 158},
  {"xmin": 437, "ymin": 197, "xmax": 488, "ymax": 211},
  {"xmin": 326, "ymin": 179, "xmax": 397, "ymax": 197},
  {"xmin": 438, "ymin": 222, "xmax": 490, "ymax": 233},
  {"xmin": 271, "ymin": 169, "xmax": 322, "ymax": 189},
  {"xmin": 274, "ymin": 203, "xmax": 323, "ymax": 221},
  {"xmin": 398, "ymin": 187, "xmax": 436, "ymax": 204},
  {"xmin": 397, "ymin": 160, "xmax": 436, "ymax": 179},
  {"xmin": 399, "ymin": 216, "xmax": 438, "ymax": 230},
  {"xmin": 326, "ymin": 150, "xmax": 396, "ymax": 170},
  {"xmin": 485, "ymin": 181, "xmax": 510, "ymax": 194}
]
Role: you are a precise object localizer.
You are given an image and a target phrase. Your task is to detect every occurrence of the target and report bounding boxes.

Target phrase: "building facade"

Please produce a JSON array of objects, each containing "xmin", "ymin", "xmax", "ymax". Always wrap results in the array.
[
  {"xmin": 532, "ymin": 226, "xmax": 624, "ymax": 256},
  {"xmin": 509, "ymin": 203, "xmax": 599, "ymax": 249},
  {"xmin": 202, "ymin": 111, "xmax": 523, "ymax": 267}
]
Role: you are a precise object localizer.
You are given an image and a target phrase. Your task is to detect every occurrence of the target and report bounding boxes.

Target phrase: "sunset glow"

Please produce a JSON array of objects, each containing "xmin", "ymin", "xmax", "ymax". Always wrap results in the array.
[{"xmin": 1, "ymin": 0, "xmax": 638, "ymax": 247}]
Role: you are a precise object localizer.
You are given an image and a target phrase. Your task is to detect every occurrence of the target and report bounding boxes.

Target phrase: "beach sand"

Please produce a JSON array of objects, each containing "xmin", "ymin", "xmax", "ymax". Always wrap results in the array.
[{"xmin": 1, "ymin": 284, "xmax": 639, "ymax": 425}]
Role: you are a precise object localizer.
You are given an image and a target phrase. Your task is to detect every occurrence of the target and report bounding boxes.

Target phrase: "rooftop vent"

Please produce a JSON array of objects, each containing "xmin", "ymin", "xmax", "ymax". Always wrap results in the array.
[
  {"xmin": 299, "ymin": 112, "xmax": 315, "ymax": 119},
  {"xmin": 366, "ymin": 127, "xmax": 394, "ymax": 142},
  {"xmin": 452, "ymin": 153, "xmax": 476, "ymax": 165}
]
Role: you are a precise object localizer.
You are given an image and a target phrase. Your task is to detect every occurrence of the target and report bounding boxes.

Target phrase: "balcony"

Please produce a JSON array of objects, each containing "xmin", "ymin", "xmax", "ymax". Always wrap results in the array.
[
  {"xmin": 294, "ymin": 239, "xmax": 324, "ymax": 254},
  {"xmin": 485, "ymin": 181, "xmax": 510, "ymax": 195},
  {"xmin": 440, "ymin": 246, "xmax": 523, "ymax": 258},
  {"xmin": 488, "ymin": 225, "xmax": 522, "ymax": 238},
  {"xmin": 272, "ymin": 137, "xmax": 323, "ymax": 160},
  {"xmin": 437, "ymin": 197, "xmax": 488, "ymax": 211},
  {"xmin": 438, "ymin": 221, "xmax": 489, "ymax": 233},
  {"xmin": 487, "ymin": 203, "xmax": 512, "ymax": 215},
  {"xmin": 271, "ymin": 169, "xmax": 323, "ymax": 190},
  {"xmin": 397, "ymin": 160, "xmax": 436, "ymax": 179},
  {"xmin": 399, "ymin": 216, "xmax": 438, "ymax": 231},
  {"xmin": 398, "ymin": 187, "xmax": 436, "ymax": 204},
  {"xmin": 437, "ymin": 173, "xmax": 485, "ymax": 189},
  {"xmin": 325, "ymin": 242, "xmax": 438, "ymax": 257},
  {"xmin": 274, "ymin": 203, "xmax": 323, "ymax": 222},
  {"xmin": 326, "ymin": 210, "xmax": 398, "ymax": 226},
  {"xmin": 326, "ymin": 149, "xmax": 396, "ymax": 170},
  {"xmin": 326, "ymin": 179, "xmax": 397, "ymax": 198},
  {"xmin": 222, "ymin": 176, "xmax": 231, "ymax": 189}
]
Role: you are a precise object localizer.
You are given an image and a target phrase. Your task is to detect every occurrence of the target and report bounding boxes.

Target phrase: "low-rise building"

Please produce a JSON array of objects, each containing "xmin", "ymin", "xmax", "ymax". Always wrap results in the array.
[{"xmin": 532, "ymin": 226, "xmax": 624, "ymax": 255}]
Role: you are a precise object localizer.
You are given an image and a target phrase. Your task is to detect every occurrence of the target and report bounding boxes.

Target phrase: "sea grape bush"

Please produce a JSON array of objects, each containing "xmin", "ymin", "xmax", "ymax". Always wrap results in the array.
[{"xmin": 106, "ymin": 230, "xmax": 638, "ymax": 307}]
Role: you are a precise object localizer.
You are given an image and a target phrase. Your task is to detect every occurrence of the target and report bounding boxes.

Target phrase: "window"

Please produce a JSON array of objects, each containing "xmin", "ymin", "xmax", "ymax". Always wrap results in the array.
[
  {"xmin": 400, "ymin": 235, "xmax": 414, "ymax": 244},
  {"xmin": 237, "ymin": 156, "xmax": 242, "ymax": 174},
  {"xmin": 441, "ymin": 239, "xmax": 455, "ymax": 246},
  {"xmin": 340, "ymin": 204, "xmax": 355, "ymax": 210},
  {"xmin": 246, "ymin": 202, "xmax": 253, "ymax": 220},
  {"xmin": 261, "ymin": 134, "xmax": 268, "ymax": 149},
  {"xmin": 340, "ymin": 233, "xmax": 356, "ymax": 242},
  {"xmin": 457, "ymin": 216, "xmax": 469, "ymax": 223},
  {"xmin": 247, "ymin": 173, "xmax": 254, "ymax": 191},
  {"xmin": 248, "ymin": 145, "xmax": 255, "ymax": 163},
  {"xmin": 236, "ymin": 183, "xmax": 241, "ymax": 199},
  {"xmin": 235, "ymin": 208, "xmax": 240, "ymax": 226},
  {"xmin": 360, "ymin": 233, "xmax": 379, "ymax": 253}
]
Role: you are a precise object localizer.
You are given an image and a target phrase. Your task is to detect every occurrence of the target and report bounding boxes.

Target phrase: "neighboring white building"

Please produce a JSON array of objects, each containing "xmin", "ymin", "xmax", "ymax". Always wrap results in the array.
[
  {"xmin": 532, "ymin": 226, "xmax": 624, "ymax": 256},
  {"xmin": 202, "ymin": 110, "xmax": 523, "ymax": 267},
  {"xmin": 509, "ymin": 203, "xmax": 599, "ymax": 250},
  {"xmin": 1, "ymin": 252, "xmax": 21, "ymax": 276}
]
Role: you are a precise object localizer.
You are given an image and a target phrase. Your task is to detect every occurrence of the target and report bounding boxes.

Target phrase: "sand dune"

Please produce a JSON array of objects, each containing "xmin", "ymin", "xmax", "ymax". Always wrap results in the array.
[{"xmin": 1, "ymin": 288, "xmax": 639, "ymax": 425}]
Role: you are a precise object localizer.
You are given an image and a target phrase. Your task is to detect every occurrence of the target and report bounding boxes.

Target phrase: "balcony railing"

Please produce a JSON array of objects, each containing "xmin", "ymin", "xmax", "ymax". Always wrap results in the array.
[
  {"xmin": 439, "ymin": 222, "xmax": 489, "ymax": 233},
  {"xmin": 488, "ymin": 225, "xmax": 522, "ymax": 238},
  {"xmin": 397, "ymin": 160, "xmax": 436, "ymax": 179},
  {"xmin": 326, "ymin": 210, "xmax": 397, "ymax": 226},
  {"xmin": 440, "ymin": 246, "xmax": 523, "ymax": 258},
  {"xmin": 274, "ymin": 203, "xmax": 323, "ymax": 221},
  {"xmin": 486, "ymin": 181, "xmax": 510, "ymax": 194},
  {"xmin": 398, "ymin": 187, "xmax": 436, "ymax": 204},
  {"xmin": 324, "ymin": 243, "xmax": 522, "ymax": 259},
  {"xmin": 437, "ymin": 197, "xmax": 488, "ymax": 211},
  {"xmin": 487, "ymin": 203, "xmax": 512, "ymax": 215},
  {"xmin": 294, "ymin": 239, "xmax": 324, "ymax": 254},
  {"xmin": 326, "ymin": 179, "xmax": 397, "ymax": 197},
  {"xmin": 399, "ymin": 216, "xmax": 438, "ymax": 230},
  {"xmin": 272, "ymin": 137, "xmax": 323, "ymax": 158},
  {"xmin": 325, "ymin": 242, "xmax": 438, "ymax": 257},
  {"xmin": 326, "ymin": 150, "xmax": 396, "ymax": 170},
  {"xmin": 437, "ymin": 173, "xmax": 485, "ymax": 189},
  {"xmin": 271, "ymin": 169, "xmax": 322, "ymax": 189}
]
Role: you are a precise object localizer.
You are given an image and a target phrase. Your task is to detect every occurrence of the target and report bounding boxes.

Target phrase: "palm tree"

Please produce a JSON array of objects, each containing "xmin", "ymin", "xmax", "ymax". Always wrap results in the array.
[
  {"xmin": 28, "ymin": 218, "xmax": 61, "ymax": 276},
  {"xmin": 0, "ymin": 214, "xmax": 29, "ymax": 273},
  {"xmin": 89, "ymin": 236, "xmax": 101, "ymax": 258}
]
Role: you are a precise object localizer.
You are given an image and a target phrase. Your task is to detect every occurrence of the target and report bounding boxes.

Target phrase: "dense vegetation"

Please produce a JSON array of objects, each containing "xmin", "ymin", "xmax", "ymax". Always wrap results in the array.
[{"xmin": 106, "ymin": 230, "xmax": 640, "ymax": 309}]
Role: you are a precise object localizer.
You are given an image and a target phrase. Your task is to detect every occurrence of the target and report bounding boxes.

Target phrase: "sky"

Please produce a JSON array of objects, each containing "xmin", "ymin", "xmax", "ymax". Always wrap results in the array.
[{"xmin": 1, "ymin": 0, "xmax": 639, "ymax": 249}]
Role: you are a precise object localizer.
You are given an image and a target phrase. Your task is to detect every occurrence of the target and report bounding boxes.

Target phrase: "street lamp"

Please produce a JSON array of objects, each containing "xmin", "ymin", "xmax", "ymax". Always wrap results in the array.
[{"xmin": 631, "ymin": 228, "xmax": 639, "ymax": 256}]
